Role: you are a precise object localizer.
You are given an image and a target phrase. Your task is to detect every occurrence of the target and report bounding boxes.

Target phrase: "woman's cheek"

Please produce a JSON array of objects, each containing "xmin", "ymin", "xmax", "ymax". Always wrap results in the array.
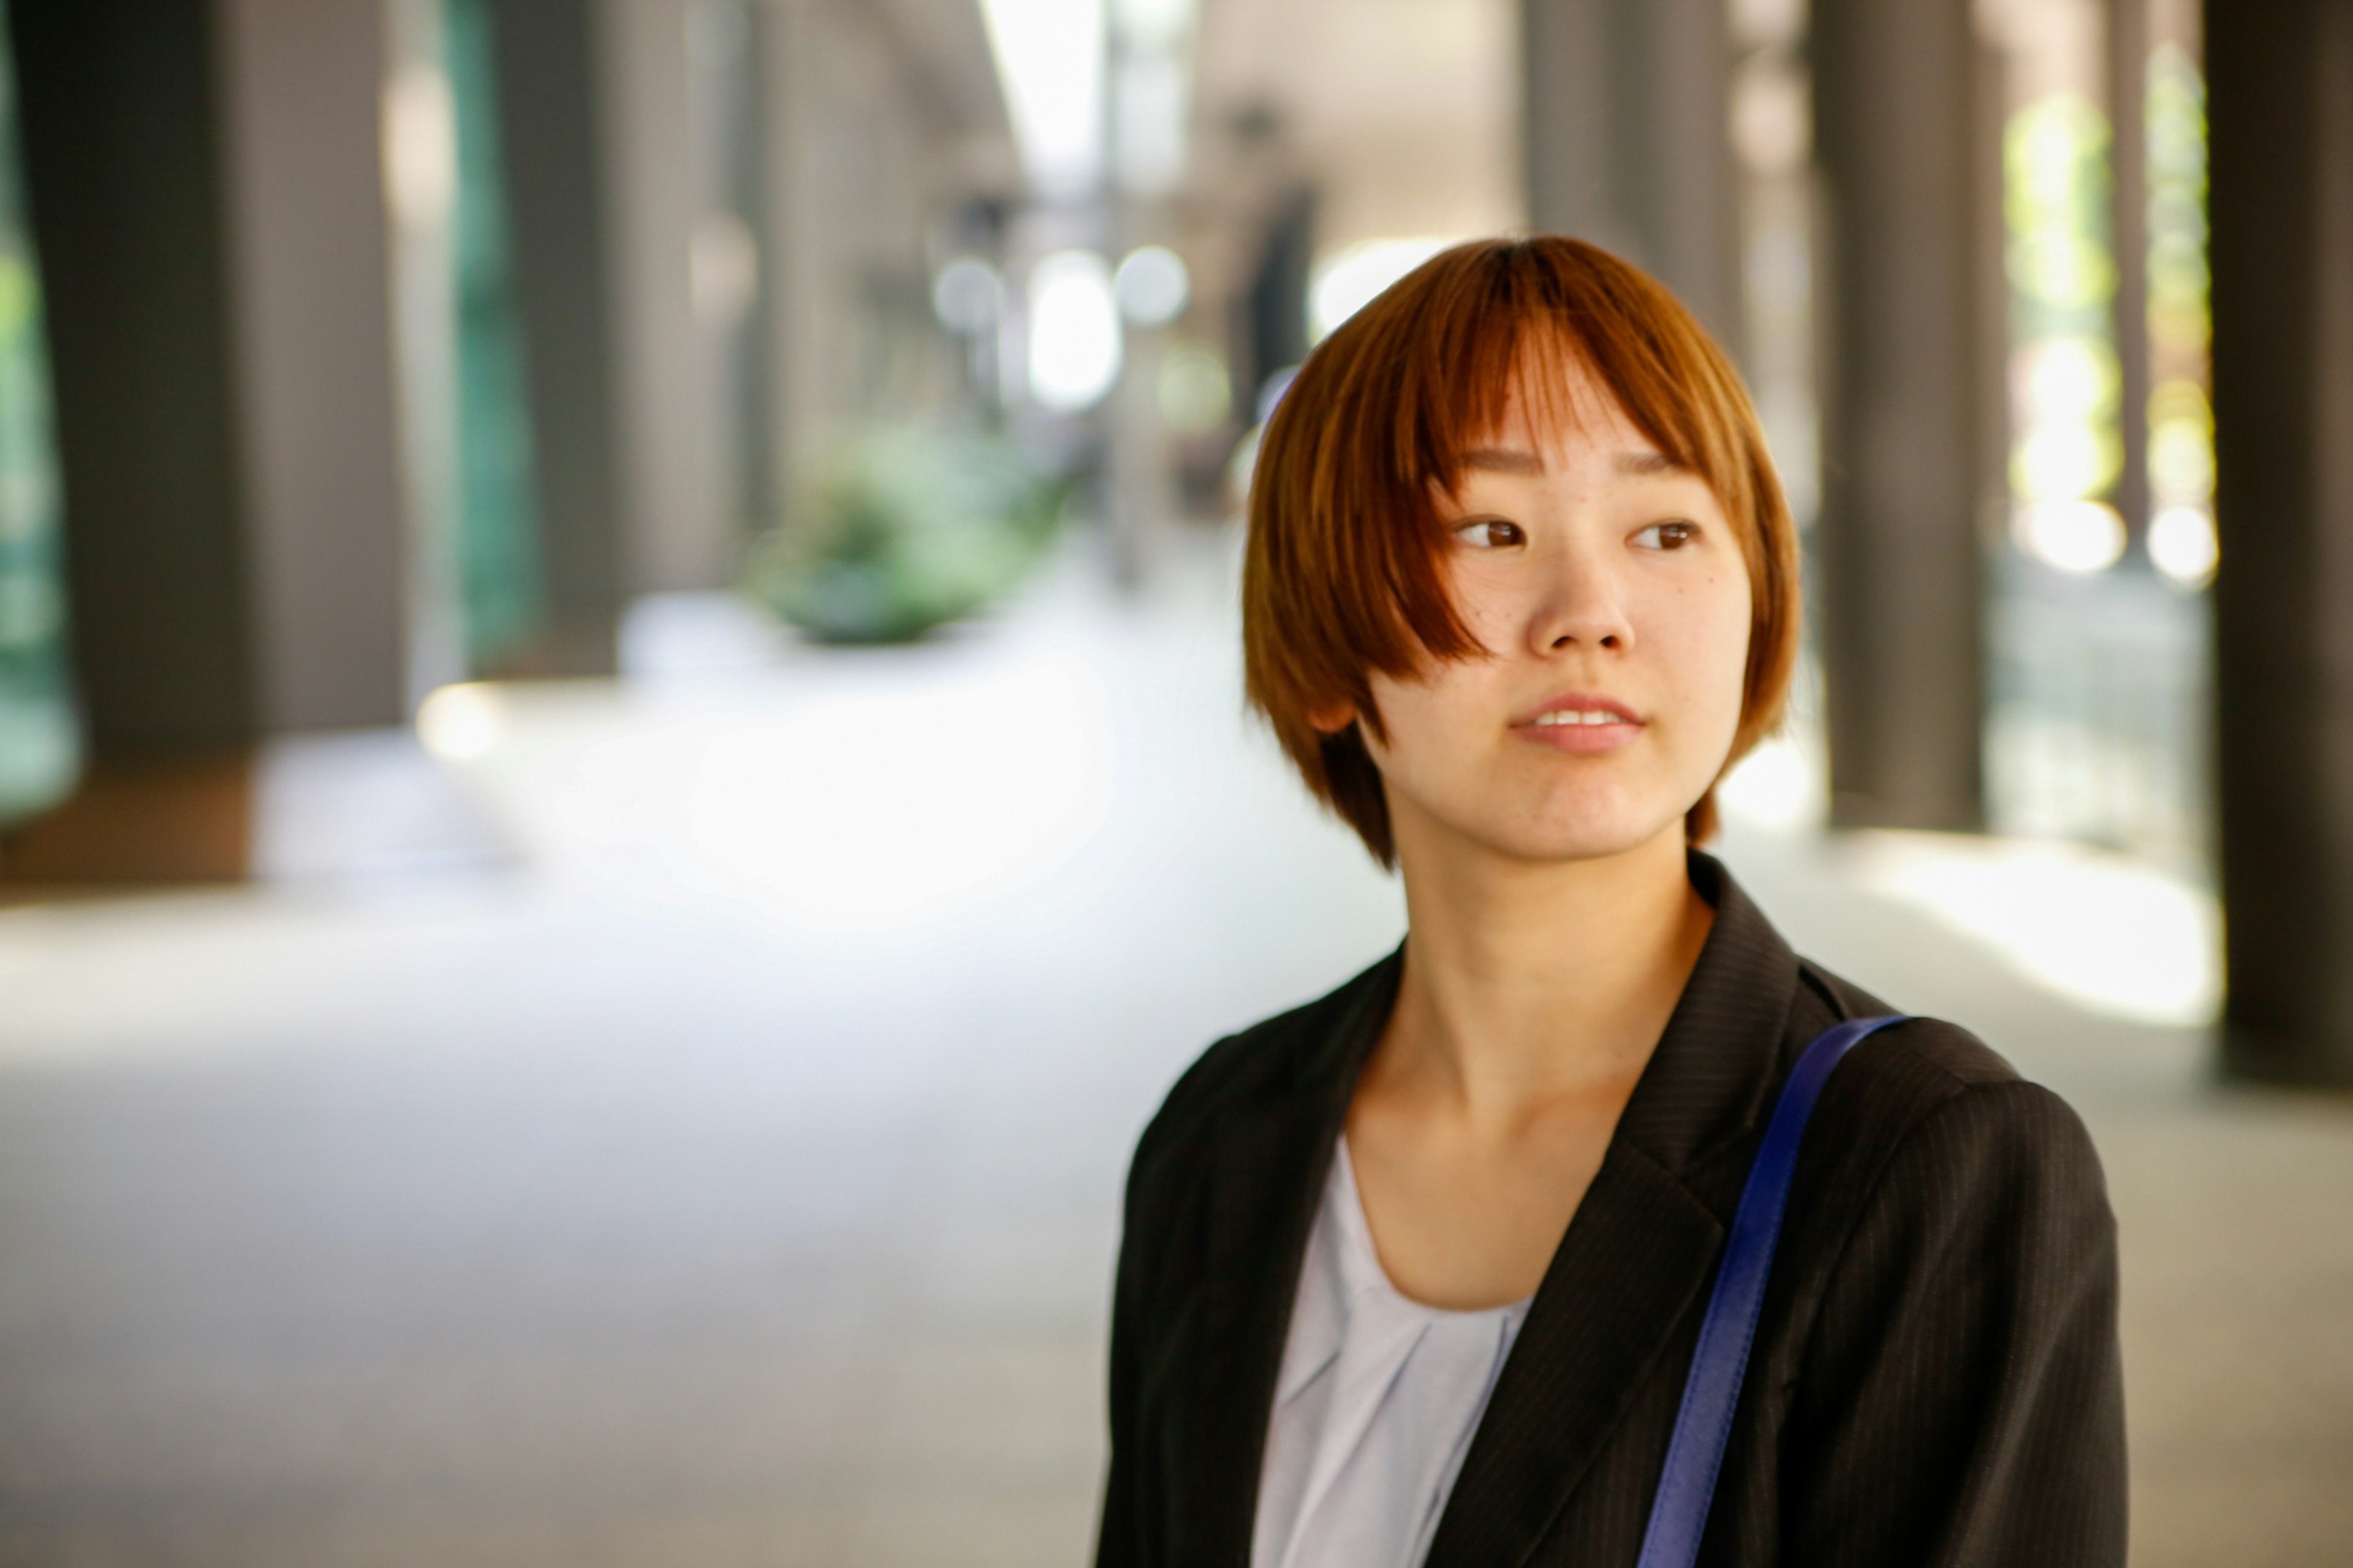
[
  {"xmin": 1461, "ymin": 591, "xmax": 1519, "ymax": 654},
  {"xmin": 1447, "ymin": 561, "xmax": 1523, "ymax": 650},
  {"xmin": 1707, "ymin": 600, "xmax": 1755, "ymax": 740}
]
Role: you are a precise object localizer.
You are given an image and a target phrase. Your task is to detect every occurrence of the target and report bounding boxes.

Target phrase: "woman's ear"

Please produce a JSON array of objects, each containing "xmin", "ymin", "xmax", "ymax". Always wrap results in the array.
[{"xmin": 1307, "ymin": 702, "xmax": 1357, "ymax": 735}]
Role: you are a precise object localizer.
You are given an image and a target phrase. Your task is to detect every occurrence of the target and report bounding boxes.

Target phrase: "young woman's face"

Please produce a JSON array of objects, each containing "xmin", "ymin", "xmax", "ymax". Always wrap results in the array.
[{"xmin": 1354, "ymin": 357, "xmax": 1754, "ymax": 866}]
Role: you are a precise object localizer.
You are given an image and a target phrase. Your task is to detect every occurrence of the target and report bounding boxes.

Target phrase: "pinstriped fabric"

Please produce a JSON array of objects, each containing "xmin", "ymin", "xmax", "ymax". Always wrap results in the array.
[
  {"xmin": 1094, "ymin": 852, "xmax": 2128, "ymax": 1568},
  {"xmin": 1635, "ymin": 1014, "xmax": 1911, "ymax": 1568}
]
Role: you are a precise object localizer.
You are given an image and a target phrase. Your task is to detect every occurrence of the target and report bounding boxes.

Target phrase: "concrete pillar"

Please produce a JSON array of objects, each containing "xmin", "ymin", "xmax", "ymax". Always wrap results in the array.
[
  {"xmin": 221, "ymin": 0, "xmax": 414, "ymax": 731},
  {"xmin": 604, "ymin": 0, "xmax": 734, "ymax": 596},
  {"xmin": 487, "ymin": 0, "xmax": 629, "ymax": 673},
  {"xmin": 754, "ymin": 0, "xmax": 922, "ymax": 501},
  {"xmin": 3, "ymin": 0, "xmax": 409, "ymax": 879},
  {"xmin": 694, "ymin": 0, "xmax": 778, "ymax": 551},
  {"xmin": 2208, "ymin": 0, "xmax": 2353, "ymax": 1086},
  {"xmin": 1521, "ymin": 0, "xmax": 1740, "ymax": 350},
  {"xmin": 758, "ymin": 0, "xmax": 835, "ymax": 510},
  {"xmin": 1809, "ymin": 0, "xmax": 2001, "ymax": 831}
]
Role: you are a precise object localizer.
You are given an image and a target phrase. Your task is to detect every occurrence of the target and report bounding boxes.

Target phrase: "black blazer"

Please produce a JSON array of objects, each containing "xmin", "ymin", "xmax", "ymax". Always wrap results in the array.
[{"xmin": 1096, "ymin": 852, "xmax": 2126, "ymax": 1567}]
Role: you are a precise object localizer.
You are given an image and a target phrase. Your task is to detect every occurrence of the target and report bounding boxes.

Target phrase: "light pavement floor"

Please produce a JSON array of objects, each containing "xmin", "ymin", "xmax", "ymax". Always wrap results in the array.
[{"xmin": 0, "ymin": 540, "xmax": 2344, "ymax": 1566}]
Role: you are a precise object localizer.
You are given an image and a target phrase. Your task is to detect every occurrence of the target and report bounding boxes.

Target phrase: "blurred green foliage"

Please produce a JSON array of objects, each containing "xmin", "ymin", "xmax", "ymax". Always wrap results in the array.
[{"xmin": 746, "ymin": 425, "xmax": 1062, "ymax": 644}]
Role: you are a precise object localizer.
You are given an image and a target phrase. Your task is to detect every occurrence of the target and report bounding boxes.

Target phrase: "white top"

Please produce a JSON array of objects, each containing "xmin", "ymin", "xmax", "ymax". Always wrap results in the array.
[{"xmin": 1251, "ymin": 1137, "xmax": 1533, "ymax": 1568}]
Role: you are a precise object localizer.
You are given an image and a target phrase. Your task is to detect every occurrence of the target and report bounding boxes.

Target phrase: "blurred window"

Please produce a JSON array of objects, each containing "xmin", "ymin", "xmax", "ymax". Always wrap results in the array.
[
  {"xmin": 446, "ymin": 0, "xmax": 547, "ymax": 675},
  {"xmin": 0, "ymin": 7, "xmax": 78, "ymax": 828},
  {"xmin": 2142, "ymin": 42, "xmax": 2212, "ymax": 589},
  {"xmin": 1985, "ymin": 2, "xmax": 2211, "ymax": 874}
]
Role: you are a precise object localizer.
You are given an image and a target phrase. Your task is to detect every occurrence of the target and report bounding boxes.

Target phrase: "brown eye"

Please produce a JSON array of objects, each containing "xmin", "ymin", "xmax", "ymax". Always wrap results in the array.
[
  {"xmin": 1454, "ymin": 519, "xmax": 1525, "ymax": 549},
  {"xmin": 1634, "ymin": 520, "xmax": 1697, "ymax": 551}
]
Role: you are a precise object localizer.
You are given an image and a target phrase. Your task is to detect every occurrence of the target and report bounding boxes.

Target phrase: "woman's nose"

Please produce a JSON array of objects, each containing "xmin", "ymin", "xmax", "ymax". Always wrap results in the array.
[{"xmin": 1528, "ymin": 553, "xmax": 1634, "ymax": 655}]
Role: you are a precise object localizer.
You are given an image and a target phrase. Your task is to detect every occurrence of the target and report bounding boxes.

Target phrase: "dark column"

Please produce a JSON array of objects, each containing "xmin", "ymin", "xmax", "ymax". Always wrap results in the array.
[
  {"xmin": 3, "ymin": 0, "xmax": 409, "ymax": 880},
  {"xmin": 12, "ymin": 0, "xmax": 252, "ymax": 756},
  {"xmin": 2208, "ymin": 0, "xmax": 2353, "ymax": 1086},
  {"xmin": 1522, "ymin": 0, "xmax": 1739, "ymax": 350},
  {"xmin": 1243, "ymin": 186, "xmax": 1315, "ymax": 413},
  {"xmin": 2109, "ymin": 0, "xmax": 2153, "ymax": 546},
  {"xmin": 490, "ymin": 0, "xmax": 628, "ymax": 675},
  {"xmin": 1809, "ymin": 0, "xmax": 1999, "ymax": 831}
]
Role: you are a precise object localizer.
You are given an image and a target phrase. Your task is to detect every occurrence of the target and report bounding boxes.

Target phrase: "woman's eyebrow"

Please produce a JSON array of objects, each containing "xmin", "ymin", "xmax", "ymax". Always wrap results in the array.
[
  {"xmin": 1458, "ymin": 447, "xmax": 1689, "ymax": 477},
  {"xmin": 1459, "ymin": 447, "xmax": 1544, "ymax": 475}
]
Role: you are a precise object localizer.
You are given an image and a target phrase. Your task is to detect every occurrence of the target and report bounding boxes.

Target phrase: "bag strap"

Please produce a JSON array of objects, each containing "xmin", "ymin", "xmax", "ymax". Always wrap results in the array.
[{"xmin": 1632, "ymin": 1013, "xmax": 1909, "ymax": 1568}]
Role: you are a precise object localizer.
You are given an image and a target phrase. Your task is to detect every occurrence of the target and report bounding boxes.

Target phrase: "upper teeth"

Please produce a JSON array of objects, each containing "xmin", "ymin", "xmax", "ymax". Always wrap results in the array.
[{"xmin": 1534, "ymin": 710, "xmax": 1622, "ymax": 726}]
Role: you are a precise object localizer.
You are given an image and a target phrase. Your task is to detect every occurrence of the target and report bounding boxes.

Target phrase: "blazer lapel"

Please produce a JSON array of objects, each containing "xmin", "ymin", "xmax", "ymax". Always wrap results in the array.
[
  {"xmin": 1186, "ymin": 955, "xmax": 1400, "ymax": 1567},
  {"xmin": 1418, "ymin": 1142, "xmax": 1722, "ymax": 1567}
]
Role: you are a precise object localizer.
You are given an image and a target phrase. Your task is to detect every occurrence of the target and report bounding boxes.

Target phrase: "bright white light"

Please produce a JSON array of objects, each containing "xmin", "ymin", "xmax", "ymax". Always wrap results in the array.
[
  {"xmin": 978, "ymin": 0, "xmax": 1106, "ymax": 198},
  {"xmin": 682, "ymin": 656, "xmax": 1113, "ymax": 925},
  {"xmin": 2148, "ymin": 411, "xmax": 2215, "ymax": 502},
  {"xmin": 933, "ymin": 256, "xmax": 1004, "ymax": 335},
  {"xmin": 1850, "ymin": 830, "xmax": 2219, "ymax": 1026},
  {"xmin": 2148, "ymin": 504, "xmax": 2218, "ymax": 588},
  {"xmin": 2012, "ymin": 423, "xmax": 2115, "ymax": 502},
  {"xmin": 2015, "ymin": 499, "xmax": 2126, "ymax": 574},
  {"xmin": 1309, "ymin": 237, "xmax": 1455, "ymax": 339},
  {"xmin": 381, "ymin": 63, "xmax": 457, "ymax": 230},
  {"xmin": 1028, "ymin": 250, "xmax": 1122, "ymax": 412},
  {"xmin": 1730, "ymin": 56, "xmax": 1809, "ymax": 175},
  {"xmin": 2009, "ymin": 336, "xmax": 2123, "ymax": 504},
  {"xmin": 416, "ymin": 683, "xmax": 502, "ymax": 761},
  {"xmin": 1716, "ymin": 729, "xmax": 1827, "ymax": 831},
  {"xmin": 1113, "ymin": 51, "xmax": 1189, "ymax": 195},
  {"xmin": 1114, "ymin": 246, "xmax": 1189, "ymax": 325},
  {"xmin": 1113, "ymin": 0, "xmax": 1194, "ymax": 50},
  {"xmin": 2016, "ymin": 335, "xmax": 2116, "ymax": 423}
]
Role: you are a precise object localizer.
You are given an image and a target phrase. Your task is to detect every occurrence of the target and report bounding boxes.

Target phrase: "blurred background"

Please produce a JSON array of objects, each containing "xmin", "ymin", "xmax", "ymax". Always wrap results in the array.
[{"xmin": 0, "ymin": 0, "xmax": 2346, "ymax": 1562}]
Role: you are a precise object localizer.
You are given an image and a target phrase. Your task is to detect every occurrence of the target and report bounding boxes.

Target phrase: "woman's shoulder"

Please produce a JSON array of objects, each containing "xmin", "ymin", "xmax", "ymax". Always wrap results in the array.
[
  {"xmin": 1789, "ymin": 957, "xmax": 2109, "ymax": 1220},
  {"xmin": 1795, "ymin": 956, "xmax": 2014, "ymax": 1081}
]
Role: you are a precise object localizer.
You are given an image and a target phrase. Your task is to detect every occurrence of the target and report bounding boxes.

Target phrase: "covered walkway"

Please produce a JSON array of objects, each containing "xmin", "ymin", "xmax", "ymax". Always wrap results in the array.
[{"xmin": 1, "ymin": 541, "xmax": 2344, "ymax": 1566}]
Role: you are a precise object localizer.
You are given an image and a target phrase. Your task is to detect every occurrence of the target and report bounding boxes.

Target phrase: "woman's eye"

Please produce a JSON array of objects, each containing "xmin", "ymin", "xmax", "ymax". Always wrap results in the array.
[
  {"xmin": 1634, "ymin": 520, "xmax": 1698, "ymax": 551},
  {"xmin": 1453, "ymin": 518, "xmax": 1525, "ymax": 549}
]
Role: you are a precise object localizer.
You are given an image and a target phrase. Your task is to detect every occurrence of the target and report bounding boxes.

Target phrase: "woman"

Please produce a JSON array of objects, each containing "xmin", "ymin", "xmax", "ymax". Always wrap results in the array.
[{"xmin": 1093, "ymin": 238, "xmax": 2125, "ymax": 1567}]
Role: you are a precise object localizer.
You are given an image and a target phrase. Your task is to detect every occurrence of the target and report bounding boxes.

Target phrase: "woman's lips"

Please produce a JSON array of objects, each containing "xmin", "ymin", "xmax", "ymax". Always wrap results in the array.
[{"xmin": 1512, "ymin": 701, "xmax": 1644, "ymax": 754}]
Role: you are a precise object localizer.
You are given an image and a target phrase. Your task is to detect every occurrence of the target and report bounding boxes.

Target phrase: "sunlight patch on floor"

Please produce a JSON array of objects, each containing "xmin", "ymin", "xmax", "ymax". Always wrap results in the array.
[{"xmin": 1843, "ymin": 830, "xmax": 2220, "ymax": 1027}]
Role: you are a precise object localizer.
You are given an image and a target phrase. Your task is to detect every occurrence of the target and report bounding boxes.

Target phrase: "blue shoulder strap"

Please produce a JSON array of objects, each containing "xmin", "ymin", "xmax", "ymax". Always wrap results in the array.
[{"xmin": 1632, "ymin": 1013, "xmax": 1909, "ymax": 1568}]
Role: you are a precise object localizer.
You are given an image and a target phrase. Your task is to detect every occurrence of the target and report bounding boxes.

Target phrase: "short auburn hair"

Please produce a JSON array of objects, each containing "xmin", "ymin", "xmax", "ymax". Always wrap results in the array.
[{"xmin": 1241, "ymin": 235, "xmax": 1802, "ymax": 866}]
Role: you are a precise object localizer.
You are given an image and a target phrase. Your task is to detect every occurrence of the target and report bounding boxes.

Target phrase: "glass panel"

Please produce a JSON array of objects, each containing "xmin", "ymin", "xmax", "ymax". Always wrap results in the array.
[
  {"xmin": 0, "ymin": 1, "xmax": 78, "ymax": 828},
  {"xmin": 1985, "ymin": 1, "xmax": 2211, "ymax": 874},
  {"xmin": 445, "ymin": 0, "xmax": 545, "ymax": 673}
]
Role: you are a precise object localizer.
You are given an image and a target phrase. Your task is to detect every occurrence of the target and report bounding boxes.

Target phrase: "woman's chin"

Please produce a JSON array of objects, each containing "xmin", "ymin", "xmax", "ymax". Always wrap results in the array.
[
  {"xmin": 1385, "ymin": 767, "xmax": 1707, "ymax": 870},
  {"xmin": 1441, "ymin": 803, "xmax": 1692, "ymax": 869}
]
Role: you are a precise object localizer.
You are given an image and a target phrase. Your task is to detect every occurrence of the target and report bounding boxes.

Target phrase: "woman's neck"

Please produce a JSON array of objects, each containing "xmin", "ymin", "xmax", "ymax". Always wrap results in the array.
[{"xmin": 1379, "ymin": 814, "xmax": 1713, "ymax": 1125}]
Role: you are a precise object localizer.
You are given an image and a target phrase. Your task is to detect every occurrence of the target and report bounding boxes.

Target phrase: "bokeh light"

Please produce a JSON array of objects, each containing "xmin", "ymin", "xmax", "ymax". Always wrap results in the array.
[{"xmin": 1026, "ymin": 249, "xmax": 1121, "ymax": 412}]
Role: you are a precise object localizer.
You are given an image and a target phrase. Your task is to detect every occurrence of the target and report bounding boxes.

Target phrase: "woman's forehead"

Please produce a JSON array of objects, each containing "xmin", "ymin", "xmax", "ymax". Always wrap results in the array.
[{"xmin": 1466, "ymin": 350, "xmax": 1651, "ymax": 463}]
